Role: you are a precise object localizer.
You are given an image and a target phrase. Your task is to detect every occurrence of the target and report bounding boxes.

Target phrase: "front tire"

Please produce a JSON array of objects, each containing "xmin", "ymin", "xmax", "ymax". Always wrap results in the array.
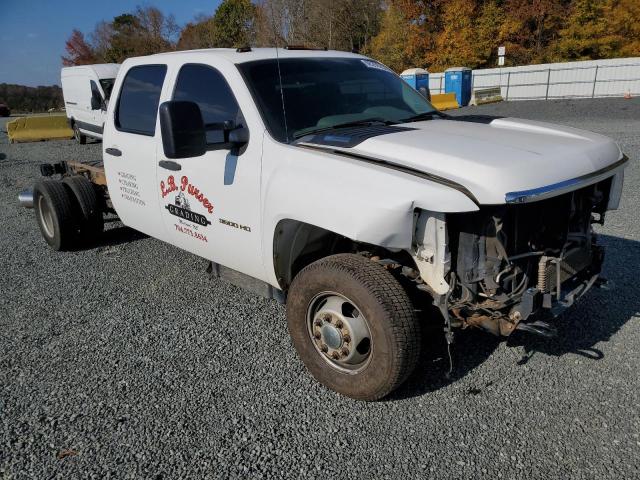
[
  {"xmin": 287, "ymin": 254, "xmax": 421, "ymax": 400},
  {"xmin": 73, "ymin": 123, "xmax": 86, "ymax": 144}
]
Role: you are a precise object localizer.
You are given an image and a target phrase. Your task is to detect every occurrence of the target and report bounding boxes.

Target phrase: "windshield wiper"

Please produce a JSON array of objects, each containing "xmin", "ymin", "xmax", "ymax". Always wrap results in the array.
[
  {"xmin": 399, "ymin": 111, "xmax": 445, "ymax": 123},
  {"xmin": 292, "ymin": 117, "xmax": 396, "ymax": 139}
]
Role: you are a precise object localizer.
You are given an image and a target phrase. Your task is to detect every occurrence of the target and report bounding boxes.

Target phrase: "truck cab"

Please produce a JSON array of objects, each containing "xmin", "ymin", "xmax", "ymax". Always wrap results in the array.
[{"xmin": 25, "ymin": 48, "xmax": 627, "ymax": 400}]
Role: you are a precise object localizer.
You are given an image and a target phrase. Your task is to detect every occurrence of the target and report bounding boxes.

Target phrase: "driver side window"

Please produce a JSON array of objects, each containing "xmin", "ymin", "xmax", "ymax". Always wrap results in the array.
[{"xmin": 173, "ymin": 64, "xmax": 244, "ymax": 144}]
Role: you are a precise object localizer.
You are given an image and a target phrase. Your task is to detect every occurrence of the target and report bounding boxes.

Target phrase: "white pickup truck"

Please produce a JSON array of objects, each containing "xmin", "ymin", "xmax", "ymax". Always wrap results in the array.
[{"xmin": 20, "ymin": 48, "xmax": 628, "ymax": 400}]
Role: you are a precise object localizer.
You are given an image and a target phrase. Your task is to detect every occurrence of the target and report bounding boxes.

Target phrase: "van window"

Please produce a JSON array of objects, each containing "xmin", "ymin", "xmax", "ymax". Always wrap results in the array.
[
  {"xmin": 99, "ymin": 79, "xmax": 115, "ymax": 100},
  {"xmin": 173, "ymin": 64, "xmax": 244, "ymax": 144},
  {"xmin": 90, "ymin": 80, "xmax": 102, "ymax": 100},
  {"xmin": 116, "ymin": 65, "xmax": 167, "ymax": 136}
]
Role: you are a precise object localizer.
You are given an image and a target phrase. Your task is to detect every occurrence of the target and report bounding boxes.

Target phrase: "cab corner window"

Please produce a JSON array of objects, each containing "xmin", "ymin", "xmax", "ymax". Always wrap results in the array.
[
  {"xmin": 173, "ymin": 64, "xmax": 244, "ymax": 144},
  {"xmin": 116, "ymin": 65, "xmax": 167, "ymax": 136}
]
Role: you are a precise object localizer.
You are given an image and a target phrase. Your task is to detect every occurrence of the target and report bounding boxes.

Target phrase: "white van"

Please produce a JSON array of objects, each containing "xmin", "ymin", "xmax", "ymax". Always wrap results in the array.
[{"xmin": 61, "ymin": 64, "xmax": 120, "ymax": 144}]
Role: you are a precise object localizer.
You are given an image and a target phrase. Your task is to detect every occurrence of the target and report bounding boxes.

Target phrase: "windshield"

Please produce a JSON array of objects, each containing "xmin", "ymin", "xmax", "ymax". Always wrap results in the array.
[
  {"xmin": 238, "ymin": 58, "xmax": 436, "ymax": 143},
  {"xmin": 99, "ymin": 78, "xmax": 115, "ymax": 100}
]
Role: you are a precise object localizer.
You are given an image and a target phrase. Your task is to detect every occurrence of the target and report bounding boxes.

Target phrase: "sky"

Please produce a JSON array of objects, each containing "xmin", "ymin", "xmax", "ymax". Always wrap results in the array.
[{"xmin": 0, "ymin": 0, "xmax": 223, "ymax": 87}]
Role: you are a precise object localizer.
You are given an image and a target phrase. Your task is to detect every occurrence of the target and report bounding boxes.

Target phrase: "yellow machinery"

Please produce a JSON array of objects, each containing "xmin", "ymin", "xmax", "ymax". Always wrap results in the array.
[{"xmin": 7, "ymin": 115, "xmax": 73, "ymax": 143}]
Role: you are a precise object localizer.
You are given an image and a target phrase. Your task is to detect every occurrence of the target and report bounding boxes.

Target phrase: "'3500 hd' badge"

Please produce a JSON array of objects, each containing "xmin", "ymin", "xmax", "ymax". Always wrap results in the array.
[{"xmin": 161, "ymin": 175, "xmax": 213, "ymax": 226}]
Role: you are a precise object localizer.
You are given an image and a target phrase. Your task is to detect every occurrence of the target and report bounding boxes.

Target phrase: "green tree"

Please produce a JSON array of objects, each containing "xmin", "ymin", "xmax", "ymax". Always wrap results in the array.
[
  {"xmin": 211, "ymin": 0, "xmax": 256, "ymax": 47},
  {"xmin": 106, "ymin": 13, "xmax": 142, "ymax": 62}
]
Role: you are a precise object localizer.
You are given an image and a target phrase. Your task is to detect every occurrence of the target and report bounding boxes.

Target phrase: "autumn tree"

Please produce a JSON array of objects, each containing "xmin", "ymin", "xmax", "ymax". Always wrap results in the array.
[
  {"xmin": 554, "ymin": 0, "xmax": 614, "ymax": 60},
  {"xmin": 475, "ymin": 0, "xmax": 505, "ymax": 66},
  {"xmin": 177, "ymin": 15, "xmax": 217, "ymax": 50},
  {"xmin": 608, "ymin": 0, "xmax": 640, "ymax": 57},
  {"xmin": 61, "ymin": 29, "xmax": 97, "ymax": 66},
  {"xmin": 255, "ymin": 0, "xmax": 382, "ymax": 52},
  {"xmin": 62, "ymin": 0, "xmax": 640, "ymax": 73},
  {"xmin": 428, "ymin": 0, "xmax": 482, "ymax": 70},
  {"xmin": 64, "ymin": 6, "xmax": 178, "ymax": 65},
  {"xmin": 104, "ymin": 7, "xmax": 178, "ymax": 62},
  {"xmin": 501, "ymin": 0, "xmax": 568, "ymax": 64},
  {"xmin": 366, "ymin": 3, "xmax": 412, "ymax": 72}
]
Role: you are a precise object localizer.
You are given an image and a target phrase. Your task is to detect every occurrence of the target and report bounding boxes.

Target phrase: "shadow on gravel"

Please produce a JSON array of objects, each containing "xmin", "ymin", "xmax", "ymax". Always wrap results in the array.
[
  {"xmin": 94, "ymin": 225, "xmax": 148, "ymax": 248},
  {"xmin": 389, "ymin": 234, "xmax": 640, "ymax": 401}
]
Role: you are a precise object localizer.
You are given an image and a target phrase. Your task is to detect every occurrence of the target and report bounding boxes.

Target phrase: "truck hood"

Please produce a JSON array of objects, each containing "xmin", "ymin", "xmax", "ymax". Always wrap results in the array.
[{"xmin": 302, "ymin": 117, "xmax": 624, "ymax": 205}]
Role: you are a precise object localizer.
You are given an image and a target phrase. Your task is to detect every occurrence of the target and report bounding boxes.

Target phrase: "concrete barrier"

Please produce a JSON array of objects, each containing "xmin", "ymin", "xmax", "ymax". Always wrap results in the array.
[
  {"xmin": 470, "ymin": 86, "xmax": 503, "ymax": 106},
  {"xmin": 430, "ymin": 92, "xmax": 459, "ymax": 111},
  {"xmin": 7, "ymin": 115, "xmax": 73, "ymax": 143}
]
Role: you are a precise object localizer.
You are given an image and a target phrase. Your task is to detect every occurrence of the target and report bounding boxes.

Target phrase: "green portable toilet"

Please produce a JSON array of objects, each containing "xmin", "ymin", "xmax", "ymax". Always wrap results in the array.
[
  {"xmin": 445, "ymin": 67, "xmax": 472, "ymax": 106},
  {"xmin": 401, "ymin": 68, "xmax": 430, "ymax": 100}
]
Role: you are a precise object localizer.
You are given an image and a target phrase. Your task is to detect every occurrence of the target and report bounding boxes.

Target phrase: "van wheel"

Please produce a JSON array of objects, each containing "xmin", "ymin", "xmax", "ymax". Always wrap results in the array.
[
  {"xmin": 286, "ymin": 254, "xmax": 421, "ymax": 400},
  {"xmin": 63, "ymin": 175, "xmax": 104, "ymax": 241},
  {"xmin": 33, "ymin": 180, "xmax": 80, "ymax": 251},
  {"xmin": 73, "ymin": 123, "xmax": 86, "ymax": 144}
]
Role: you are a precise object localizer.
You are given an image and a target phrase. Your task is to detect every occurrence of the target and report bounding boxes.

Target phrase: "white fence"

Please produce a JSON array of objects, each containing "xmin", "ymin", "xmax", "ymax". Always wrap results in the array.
[{"xmin": 429, "ymin": 57, "xmax": 640, "ymax": 100}]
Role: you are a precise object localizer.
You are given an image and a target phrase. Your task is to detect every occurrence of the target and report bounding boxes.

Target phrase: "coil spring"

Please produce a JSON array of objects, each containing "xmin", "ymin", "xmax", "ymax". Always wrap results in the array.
[{"xmin": 537, "ymin": 256, "xmax": 548, "ymax": 292}]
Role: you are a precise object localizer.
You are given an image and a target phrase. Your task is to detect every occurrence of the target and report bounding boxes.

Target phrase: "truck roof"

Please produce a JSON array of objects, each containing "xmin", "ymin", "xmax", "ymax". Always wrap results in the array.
[
  {"xmin": 143, "ymin": 47, "xmax": 366, "ymax": 65},
  {"xmin": 61, "ymin": 63, "xmax": 120, "ymax": 79}
]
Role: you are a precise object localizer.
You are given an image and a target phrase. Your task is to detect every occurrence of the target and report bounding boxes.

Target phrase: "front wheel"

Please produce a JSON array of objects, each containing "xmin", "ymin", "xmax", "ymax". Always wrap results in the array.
[
  {"xmin": 287, "ymin": 254, "xmax": 421, "ymax": 400},
  {"xmin": 73, "ymin": 123, "xmax": 86, "ymax": 144}
]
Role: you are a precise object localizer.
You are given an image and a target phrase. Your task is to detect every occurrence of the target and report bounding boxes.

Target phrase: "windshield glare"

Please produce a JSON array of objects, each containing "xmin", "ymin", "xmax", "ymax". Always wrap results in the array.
[{"xmin": 238, "ymin": 58, "xmax": 436, "ymax": 143}]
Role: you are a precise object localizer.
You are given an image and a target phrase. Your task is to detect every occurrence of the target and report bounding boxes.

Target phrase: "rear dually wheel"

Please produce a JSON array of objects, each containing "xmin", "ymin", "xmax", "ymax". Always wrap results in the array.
[{"xmin": 33, "ymin": 180, "xmax": 80, "ymax": 251}]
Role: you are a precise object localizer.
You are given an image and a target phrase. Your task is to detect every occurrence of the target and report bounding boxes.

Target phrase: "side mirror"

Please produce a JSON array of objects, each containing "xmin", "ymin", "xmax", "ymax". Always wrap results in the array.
[
  {"xmin": 159, "ymin": 101, "xmax": 206, "ymax": 159},
  {"xmin": 206, "ymin": 122, "xmax": 250, "ymax": 152},
  {"xmin": 229, "ymin": 126, "xmax": 249, "ymax": 146}
]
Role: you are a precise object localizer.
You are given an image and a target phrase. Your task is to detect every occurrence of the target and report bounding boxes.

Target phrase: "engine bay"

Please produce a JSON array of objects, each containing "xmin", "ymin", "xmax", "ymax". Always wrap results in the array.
[{"xmin": 442, "ymin": 177, "xmax": 613, "ymax": 336}]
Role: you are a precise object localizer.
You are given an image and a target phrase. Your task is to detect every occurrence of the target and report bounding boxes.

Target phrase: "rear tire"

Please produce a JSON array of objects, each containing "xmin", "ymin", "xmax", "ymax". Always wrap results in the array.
[
  {"xmin": 63, "ymin": 175, "xmax": 104, "ymax": 241},
  {"xmin": 73, "ymin": 123, "xmax": 86, "ymax": 144},
  {"xmin": 287, "ymin": 253, "xmax": 421, "ymax": 400},
  {"xmin": 33, "ymin": 180, "xmax": 80, "ymax": 251}
]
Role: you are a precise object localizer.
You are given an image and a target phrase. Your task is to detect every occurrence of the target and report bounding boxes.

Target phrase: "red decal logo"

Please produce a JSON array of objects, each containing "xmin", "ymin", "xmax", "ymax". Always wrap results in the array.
[{"xmin": 160, "ymin": 175, "xmax": 214, "ymax": 214}]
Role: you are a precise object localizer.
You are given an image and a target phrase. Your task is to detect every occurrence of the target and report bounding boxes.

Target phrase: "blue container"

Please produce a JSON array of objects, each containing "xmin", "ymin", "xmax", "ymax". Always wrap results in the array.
[
  {"xmin": 444, "ymin": 67, "xmax": 472, "ymax": 106},
  {"xmin": 400, "ymin": 68, "xmax": 430, "ymax": 99}
]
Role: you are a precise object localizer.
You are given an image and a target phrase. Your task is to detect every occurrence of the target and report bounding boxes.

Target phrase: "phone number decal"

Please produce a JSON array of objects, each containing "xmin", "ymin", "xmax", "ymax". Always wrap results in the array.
[{"xmin": 174, "ymin": 223, "xmax": 208, "ymax": 242}]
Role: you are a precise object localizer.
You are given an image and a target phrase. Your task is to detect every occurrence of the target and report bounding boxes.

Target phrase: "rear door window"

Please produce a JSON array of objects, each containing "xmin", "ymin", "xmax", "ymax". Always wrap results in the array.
[{"xmin": 115, "ymin": 65, "xmax": 167, "ymax": 136}]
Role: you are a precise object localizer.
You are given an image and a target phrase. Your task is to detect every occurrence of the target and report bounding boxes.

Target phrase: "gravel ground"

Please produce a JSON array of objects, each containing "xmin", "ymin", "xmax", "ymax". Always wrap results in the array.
[{"xmin": 1, "ymin": 98, "xmax": 639, "ymax": 479}]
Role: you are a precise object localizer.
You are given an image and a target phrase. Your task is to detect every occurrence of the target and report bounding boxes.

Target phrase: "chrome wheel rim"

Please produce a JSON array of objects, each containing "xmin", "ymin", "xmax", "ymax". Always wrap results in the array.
[
  {"xmin": 306, "ymin": 292, "xmax": 372, "ymax": 374},
  {"xmin": 37, "ymin": 195, "xmax": 54, "ymax": 238}
]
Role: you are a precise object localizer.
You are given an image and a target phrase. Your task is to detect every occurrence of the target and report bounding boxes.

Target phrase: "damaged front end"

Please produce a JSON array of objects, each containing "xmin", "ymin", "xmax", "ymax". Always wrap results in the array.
[{"xmin": 412, "ymin": 176, "xmax": 617, "ymax": 337}]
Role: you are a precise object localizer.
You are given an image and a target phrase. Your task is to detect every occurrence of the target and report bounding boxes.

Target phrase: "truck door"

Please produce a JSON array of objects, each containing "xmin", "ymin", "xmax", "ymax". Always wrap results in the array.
[
  {"xmin": 155, "ymin": 63, "xmax": 264, "ymax": 280},
  {"xmin": 103, "ymin": 64, "xmax": 168, "ymax": 239},
  {"xmin": 89, "ymin": 80, "xmax": 105, "ymax": 135},
  {"xmin": 73, "ymin": 75, "xmax": 93, "ymax": 131}
]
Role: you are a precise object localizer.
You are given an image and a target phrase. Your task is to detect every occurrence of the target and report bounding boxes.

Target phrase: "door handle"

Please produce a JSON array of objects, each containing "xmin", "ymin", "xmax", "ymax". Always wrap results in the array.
[
  {"xmin": 105, "ymin": 147, "xmax": 122, "ymax": 157},
  {"xmin": 159, "ymin": 160, "xmax": 182, "ymax": 171}
]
